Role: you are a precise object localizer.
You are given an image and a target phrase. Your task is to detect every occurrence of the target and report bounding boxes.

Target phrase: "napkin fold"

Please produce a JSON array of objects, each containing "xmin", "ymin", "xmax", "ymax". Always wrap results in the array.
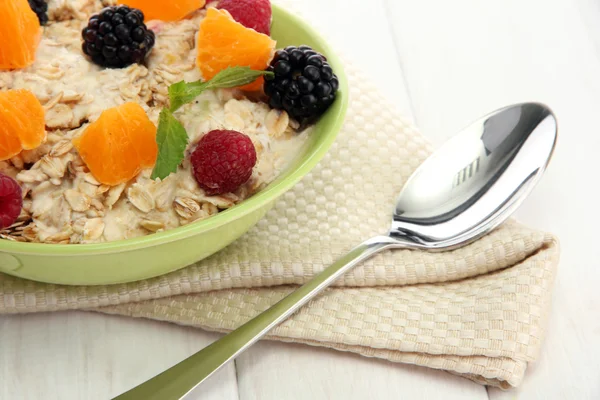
[{"xmin": 0, "ymin": 63, "xmax": 559, "ymax": 390}]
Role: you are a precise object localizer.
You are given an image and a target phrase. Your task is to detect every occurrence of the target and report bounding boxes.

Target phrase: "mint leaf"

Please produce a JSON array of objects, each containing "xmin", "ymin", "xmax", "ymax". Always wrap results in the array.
[
  {"xmin": 203, "ymin": 66, "xmax": 274, "ymax": 89},
  {"xmin": 168, "ymin": 80, "xmax": 209, "ymax": 112},
  {"xmin": 168, "ymin": 67, "xmax": 274, "ymax": 112},
  {"xmin": 151, "ymin": 108, "xmax": 189, "ymax": 180}
]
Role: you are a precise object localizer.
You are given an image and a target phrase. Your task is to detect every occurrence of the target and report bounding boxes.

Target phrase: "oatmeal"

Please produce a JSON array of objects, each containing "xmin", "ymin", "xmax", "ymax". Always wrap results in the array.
[{"xmin": 0, "ymin": 1, "xmax": 339, "ymax": 244}]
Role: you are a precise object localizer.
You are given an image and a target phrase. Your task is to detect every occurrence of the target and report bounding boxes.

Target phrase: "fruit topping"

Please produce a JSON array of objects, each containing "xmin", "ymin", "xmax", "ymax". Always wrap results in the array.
[
  {"xmin": 82, "ymin": 5, "xmax": 156, "ymax": 68},
  {"xmin": 72, "ymin": 102, "xmax": 158, "ymax": 186},
  {"xmin": 27, "ymin": 0, "xmax": 48, "ymax": 25},
  {"xmin": 0, "ymin": 89, "xmax": 46, "ymax": 161},
  {"xmin": 196, "ymin": 8, "xmax": 276, "ymax": 92},
  {"xmin": 117, "ymin": 0, "xmax": 206, "ymax": 22},
  {"xmin": 0, "ymin": 0, "xmax": 41, "ymax": 70},
  {"xmin": 217, "ymin": 0, "xmax": 272, "ymax": 35},
  {"xmin": 264, "ymin": 46, "xmax": 339, "ymax": 125},
  {"xmin": 191, "ymin": 130, "xmax": 257, "ymax": 196},
  {"xmin": 0, "ymin": 173, "xmax": 23, "ymax": 230}
]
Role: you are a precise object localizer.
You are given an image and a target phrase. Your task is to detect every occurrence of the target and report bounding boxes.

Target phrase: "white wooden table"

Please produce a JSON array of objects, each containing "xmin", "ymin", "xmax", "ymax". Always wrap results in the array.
[{"xmin": 1, "ymin": 0, "xmax": 599, "ymax": 398}]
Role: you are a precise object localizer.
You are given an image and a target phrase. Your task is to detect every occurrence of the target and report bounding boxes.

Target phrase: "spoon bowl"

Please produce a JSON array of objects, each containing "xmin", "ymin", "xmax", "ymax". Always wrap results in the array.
[
  {"xmin": 113, "ymin": 103, "xmax": 557, "ymax": 400},
  {"xmin": 391, "ymin": 102, "xmax": 557, "ymax": 249}
]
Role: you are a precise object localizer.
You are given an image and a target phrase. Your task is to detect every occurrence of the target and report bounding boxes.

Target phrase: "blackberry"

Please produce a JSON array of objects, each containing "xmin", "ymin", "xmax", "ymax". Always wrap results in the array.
[
  {"xmin": 264, "ymin": 46, "xmax": 339, "ymax": 125},
  {"xmin": 28, "ymin": 0, "xmax": 48, "ymax": 25},
  {"xmin": 81, "ymin": 6, "xmax": 155, "ymax": 69}
]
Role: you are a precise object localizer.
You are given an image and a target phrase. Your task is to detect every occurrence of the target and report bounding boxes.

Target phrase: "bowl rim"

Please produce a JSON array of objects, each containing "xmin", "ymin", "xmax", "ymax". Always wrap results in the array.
[{"xmin": 0, "ymin": 3, "xmax": 349, "ymax": 256}]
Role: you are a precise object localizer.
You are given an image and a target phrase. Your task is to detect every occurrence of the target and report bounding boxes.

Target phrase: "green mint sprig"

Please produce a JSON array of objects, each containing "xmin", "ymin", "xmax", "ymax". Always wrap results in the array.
[
  {"xmin": 151, "ymin": 67, "xmax": 274, "ymax": 180},
  {"xmin": 168, "ymin": 67, "xmax": 274, "ymax": 112},
  {"xmin": 151, "ymin": 109, "xmax": 188, "ymax": 181}
]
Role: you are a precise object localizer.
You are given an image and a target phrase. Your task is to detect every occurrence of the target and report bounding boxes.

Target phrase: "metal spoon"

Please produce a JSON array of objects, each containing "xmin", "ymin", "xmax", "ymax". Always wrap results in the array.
[{"xmin": 113, "ymin": 102, "xmax": 557, "ymax": 400}]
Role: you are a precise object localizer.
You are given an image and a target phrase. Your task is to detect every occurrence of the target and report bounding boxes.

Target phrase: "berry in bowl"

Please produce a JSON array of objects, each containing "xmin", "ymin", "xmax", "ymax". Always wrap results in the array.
[{"xmin": 0, "ymin": 0, "xmax": 348, "ymax": 285}]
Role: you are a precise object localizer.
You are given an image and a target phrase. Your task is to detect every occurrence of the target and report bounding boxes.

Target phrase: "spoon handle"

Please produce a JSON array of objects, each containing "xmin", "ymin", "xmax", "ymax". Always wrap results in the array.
[{"xmin": 112, "ymin": 235, "xmax": 401, "ymax": 400}]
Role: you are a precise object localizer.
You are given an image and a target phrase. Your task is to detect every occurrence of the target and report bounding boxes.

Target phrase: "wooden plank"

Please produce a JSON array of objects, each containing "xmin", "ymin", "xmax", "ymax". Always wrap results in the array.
[
  {"xmin": 386, "ymin": 0, "xmax": 600, "ymax": 398},
  {"xmin": 0, "ymin": 312, "xmax": 239, "ymax": 400}
]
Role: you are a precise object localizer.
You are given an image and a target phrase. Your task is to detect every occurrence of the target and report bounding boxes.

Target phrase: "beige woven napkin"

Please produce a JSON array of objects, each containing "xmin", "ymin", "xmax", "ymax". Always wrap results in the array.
[{"xmin": 0, "ymin": 63, "xmax": 559, "ymax": 389}]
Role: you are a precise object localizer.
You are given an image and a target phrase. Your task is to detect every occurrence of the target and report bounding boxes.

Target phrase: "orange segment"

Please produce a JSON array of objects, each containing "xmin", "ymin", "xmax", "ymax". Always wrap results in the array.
[
  {"xmin": 72, "ymin": 103, "xmax": 158, "ymax": 186},
  {"xmin": 197, "ymin": 8, "xmax": 276, "ymax": 91},
  {"xmin": 0, "ymin": 125, "xmax": 22, "ymax": 161},
  {"xmin": 3, "ymin": 90, "xmax": 46, "ymax": 150},
  {"xmin": 0, "ymin": 89, "xmax": 46, "ymax": 161},
  {"xmin": 0, "ymin": 0, "xmax": 41, "ymax": 70},
  {"xmin": 117, "ymin": 0, "xmax": 206, "ymax": 22}
]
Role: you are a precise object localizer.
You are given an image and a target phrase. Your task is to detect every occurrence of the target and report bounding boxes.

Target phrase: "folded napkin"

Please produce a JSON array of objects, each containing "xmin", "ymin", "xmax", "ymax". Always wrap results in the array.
[{"xmin": 0, "ymin": 62, "xmax": 559, "ymax": 389}]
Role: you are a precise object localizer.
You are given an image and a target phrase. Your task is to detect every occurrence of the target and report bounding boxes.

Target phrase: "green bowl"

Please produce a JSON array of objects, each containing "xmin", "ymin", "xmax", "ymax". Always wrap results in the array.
[{"xmin": 0, "ymin": 4, "xmax": 348, "ymax": 286}]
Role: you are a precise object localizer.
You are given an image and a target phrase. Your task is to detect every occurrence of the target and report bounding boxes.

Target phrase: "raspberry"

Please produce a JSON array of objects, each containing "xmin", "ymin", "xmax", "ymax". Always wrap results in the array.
[
  {"xmin": 0, "ymin": 174, "xmax": 23, "ymax": 230},
  {"xmin": 217, "ymin": 0, "xmax": 272, "ymax": 35},
  {"xmin": 191, "ymin": 130, "xmax": 257, "ymax": 196}
]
